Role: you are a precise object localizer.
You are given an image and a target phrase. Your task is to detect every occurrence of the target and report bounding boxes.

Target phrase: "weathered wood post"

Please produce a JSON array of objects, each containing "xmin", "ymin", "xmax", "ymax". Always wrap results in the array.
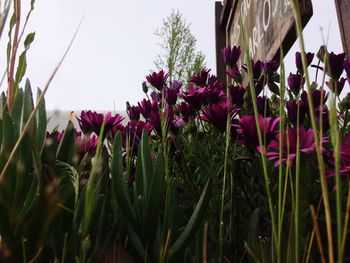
[{"xmin": 334, "ymin": 0, "xmax": 350, "ymax": 56}]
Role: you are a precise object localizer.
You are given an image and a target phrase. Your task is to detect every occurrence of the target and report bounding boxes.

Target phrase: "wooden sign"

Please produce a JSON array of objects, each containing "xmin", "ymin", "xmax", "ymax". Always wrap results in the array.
[
  {"xmin": 334, "ymin": 0, "xmax": 350, "ymax": 56},
  {"xmin": 216, "ymin": 0, "xmax": 313, "ymax": 65}
]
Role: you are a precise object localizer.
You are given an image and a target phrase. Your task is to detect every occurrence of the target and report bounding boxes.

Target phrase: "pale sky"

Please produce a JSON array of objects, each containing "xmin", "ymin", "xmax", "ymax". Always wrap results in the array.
[{"xmin": 0, "ymin": 0, "xmax": 344, "ymax": 111}]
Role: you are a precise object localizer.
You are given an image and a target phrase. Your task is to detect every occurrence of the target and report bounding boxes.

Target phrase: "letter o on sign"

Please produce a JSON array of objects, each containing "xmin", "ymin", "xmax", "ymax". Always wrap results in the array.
[{"xmin": 263, "ymin": 0, "xmax": 271, "ymax": 31}]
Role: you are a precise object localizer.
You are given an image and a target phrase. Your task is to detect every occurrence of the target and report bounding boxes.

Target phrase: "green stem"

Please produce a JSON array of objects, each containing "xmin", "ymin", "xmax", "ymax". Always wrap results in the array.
[
  {"xmin": 218, "ymin": 77, "xmax": 232, "ymax": 262},
  {"xmin": 239, "ymin": 13, "xmax": 278, "ymax": 253},
  {"xmin": 295, "ymin": 97, "xmax": 301, "ymax": 263}
]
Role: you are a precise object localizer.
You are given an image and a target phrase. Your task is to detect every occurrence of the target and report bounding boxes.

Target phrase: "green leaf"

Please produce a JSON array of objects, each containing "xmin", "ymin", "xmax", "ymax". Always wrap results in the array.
[
  {"xmin": 127, "ymin": 223, "xmax": 145, "ymax": 258},
  {"xmin": 143, "ymin": 150, "xmax": 164, "ymax": 247},
  {"xmin": 35, "ymin": 88, "xmax": 47, "ymax": 153},
  {"xmin": 14, "ymin": 51, "xmax": 27, "ymax": 86},
  {"xmin": 24, "ymin": 32, "xmax": 35, "ymax": 49},
  {"xmin": 111, "ymin": 133, "xmax": 137, "ymax": 228},
  {"xmin": 57, "ymin": 121, "xmax": 76, "ymax": 166},
  {"xmin": 10, "ymin": 88, "xmax": 23, "ymax": 138},
  {"xmin": 14, "ymin": 33, "xmax": 35, "ymax": 87},
  {"xmin": 141, "ymin": 131, "xmax": 153, "ymax": 197},
  {"xmin": 168, "ymin": 177, "xmax": 212, "ymax": 259},
  {"xmin": 246, "ymin": 208, "xmax": 262, "ymax": 262},
  {"xmin": 163, "ymin": 178, "xmax": 177, "ymax": 245},
  {"xmin": 23, "ymin": 79, "xmax": 34, "ymax": 127}
]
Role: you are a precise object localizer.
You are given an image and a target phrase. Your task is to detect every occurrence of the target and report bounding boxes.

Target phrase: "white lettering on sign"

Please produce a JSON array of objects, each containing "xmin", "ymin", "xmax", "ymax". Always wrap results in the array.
[{"xmin": 230, "ymin": 0, "xmax": 294, "ymax": 60}]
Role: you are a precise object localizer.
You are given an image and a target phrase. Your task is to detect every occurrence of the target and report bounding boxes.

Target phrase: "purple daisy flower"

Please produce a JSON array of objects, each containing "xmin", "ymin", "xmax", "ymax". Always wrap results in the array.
[
  {"xmin": 326, "ymin": 77, "xmax": 347, "ymax": 96},
  {"xmin": 146, "ymin": 70, "xmax": 169, "ymax": 91},
  {"xmin": 236, "ymin": 115, "xmax": 279, "ymax": 152},
  {"xmin": 286, "ymin": 99, "xmax": 307, "ymax": 127},
  {"xmin": 326, "ymin": 52, "xmax": 345, "ymax": 80},
  {"xmin": 127, "ymin": 105, "xmax": 141, "ymax": 121},
  {"xmin": 177, "ymin": 102, "xmax": 196, "ymax": 122},
  {"xmin": 77, "ymin": 111, "xmax": 124, "ymax": 138},
  {"xmin": 200, "ymin": 101, "xmax": 240, "ymax": 132},
  {"xmin": 267, "ymin": 126, "xmax": 326, "ymax": 167},
  {"xmin": 138, "ymin": 99, "xmax": 159, "ymax": 119},
  {"xmin": 179, "ymin": 86, "xmax": 206, "ymax": 110},
  {"xmin": 295, "ymin": 52, "xmax": 314, "ymax": 72},
  {"xmin": 75, "ymin": 131, "xmax": 98, "ymax": 157},
  {"xmin": 189, "ymin": 68, "xmax": 212, "ymax": 86},
  {"xmin": 229, "ymin": 85, "xmax": 245, "ymax": 107},
  {"xmin": 222, "ymin": 46, "xmax": 241, "ymax": 68},
  {"xmin": 288, "ymin": 73, "xmax": 304, "ymax": 95}
]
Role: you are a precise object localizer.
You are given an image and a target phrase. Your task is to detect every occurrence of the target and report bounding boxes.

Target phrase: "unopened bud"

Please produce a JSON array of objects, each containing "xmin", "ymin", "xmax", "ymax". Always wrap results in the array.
[{"xmin": 142, "ymin": 81, "xmax": 148, "ymax": 94}]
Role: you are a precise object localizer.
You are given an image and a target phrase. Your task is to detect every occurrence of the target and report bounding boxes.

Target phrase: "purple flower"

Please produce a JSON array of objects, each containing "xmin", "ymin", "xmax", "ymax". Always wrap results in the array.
[
  {"xmin": 256, "ymin": 96, "xmax": 270, "ymax": 116},
  {"xmin": 148, "ymin": 107, "xmax": 176, "ymax": 136},
  {"xmin": 77, "ymin": 111, "xmax": 124, "ymax": 138},
  {"xmin": 326, "ymin": 52, "xmax": 345, "ymax": 80},
  {"xmin": 200, "ymin": 101, "xmax": 240, "ymax": 132},
  {"xmin": 178, "ymin": 102, "xmax": 196, "ymax": 122},
  {"xmin": 150, "ymin": 91, "xmax": 162, "ymax": 103},
  {"xmin": 170, "ymin": 80, "xmax": 182, "ymax": 90},
  {"xmin": 75, "ymin": 131, "xmax": 98, "ymax": 157},
  {"xmin": 222, "ymin": 46, "xmax": 241, "ymax": 68},
  {"xmin": 124, "ymin": 120, "xmax": 153, "ymax": 155},
  {"xmin": 46, "ymin": 130, "xmax": 64, "ymax": 146},
  {"xmin": 226, "ymin": 66, "xmax": 242, "ymax": 82},
  {"xmin": 179, "ymin": 86, "xmax": 205, "ymax": 110},
  {"xmin": 326, "ymin": 134, "xmax": 350, "ymax": 177},
  {"xmin": 295, "ymin": 52, "xmax": 314, "ymax": 72},
  {"xmin": 236, "ymin": 115, "xmax": 279, "ymax": 152},
  {"xmin": 267, "ymin": 126, "xmax": 325, "ymax": 167},
  {"xmin": 138, "ymin": 99, "xmax": 158, "ymax": 119},
  {"xmin": 314, "ymin": 105, "xmax": 330, "ymax": 132},
  {"xmin": 250, "ymin": 60, "xmax": 263, "ymax": 80},
  {"xmin": 288, "ymin": 73, "xmax": 303, "ymax": 95},
  {"xmin": 262, "ymin": 60, "xmax": 279, "ymax": 75},
  {"xmin": 162, "ymin": 83, "xmax": 181, "ymax": 105},
  {"xmin": 190, "ymin": 68, "xmax": 212, "ymax": 86},
  {"xmin": 326, "ymin": 77, "xmax": 347, "ymax": 96},
  {"xmin": 127, "ymin": 105, "xmax": 140, "ymax": 121},
  {"xmin": 286, "ymin": 99, "xmax": 307, "ymax": 126},
  {"xmin": 203, "ymin": 82, "xmax": 226, "ymax": 105},
  {"xmin": 229, "ymin": 85, "xmax": 245, "ymax": 107},
  {"xmin": 301, "ymin": 89, "xmax": 328, "ymax": 111},
  {"xmin": 146, "ymin": 70, "xmax": 169, "ymax": 91}
]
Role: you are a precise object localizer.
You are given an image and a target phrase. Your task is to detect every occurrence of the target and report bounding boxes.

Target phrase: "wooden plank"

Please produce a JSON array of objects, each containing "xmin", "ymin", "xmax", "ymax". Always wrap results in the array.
[
  {"xmin": 220, "ymin": 0, "xmax": 233, "ymax": 29},
  {"xmin": 215, "ymin": 2, "xmax": 228, "ymax": 86},
  {"xmin": 225, "ymin": 0, "xmax": 313, "ymax": 61},
  {"xmin": 334, "ymin": 0, "xmax": 350, "ymax": 56}
]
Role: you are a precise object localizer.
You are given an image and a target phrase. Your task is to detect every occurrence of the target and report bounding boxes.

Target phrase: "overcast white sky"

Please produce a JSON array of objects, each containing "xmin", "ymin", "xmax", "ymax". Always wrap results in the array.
[{"xmin": 0, "ymin": 0, "xmax": 344, "ymax": 111}]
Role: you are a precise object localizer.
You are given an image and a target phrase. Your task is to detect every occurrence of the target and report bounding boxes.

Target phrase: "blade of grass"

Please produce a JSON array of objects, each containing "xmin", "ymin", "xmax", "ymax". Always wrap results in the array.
[
  {"xmin": 278, "ymin": 47, "xmax": 286, "ymax": 260},
  {"xmin": 0, "ymin": 17, "xmax": 84, "ymax": 183},
  {"xmin": 341, "ymin": 183, "xmax": 350, "ymax": 255},
  {"xmin": 291, "ymin": 1, "xmax": 334, "ymax": 261},
  {"xmin": 218, "ymin": 72, "xmax": 233, "ymax": 262},
  {"xmin": 310, "ymin": 205, "xmax": 326, "ymax": 263},
  {"xmin": 323, "ymin": 51, "xmax": 343, "ymax": 261}
]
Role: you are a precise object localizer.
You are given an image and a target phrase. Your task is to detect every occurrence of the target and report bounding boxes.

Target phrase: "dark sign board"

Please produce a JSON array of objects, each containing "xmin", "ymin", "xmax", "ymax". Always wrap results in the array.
[
  {"xmin": 215, "ymin": 0, "xmax": 313, "ymax": 83},
  {"xmin": 334, "ymin": 0, "xmax": 350, "ymax": 56}
]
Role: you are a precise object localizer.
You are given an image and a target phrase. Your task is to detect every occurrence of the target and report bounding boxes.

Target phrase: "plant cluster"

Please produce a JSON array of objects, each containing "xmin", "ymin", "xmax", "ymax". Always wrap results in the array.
[{"xmin": 1, "ymin": 1, "xmax": 350, "ymax": 262}]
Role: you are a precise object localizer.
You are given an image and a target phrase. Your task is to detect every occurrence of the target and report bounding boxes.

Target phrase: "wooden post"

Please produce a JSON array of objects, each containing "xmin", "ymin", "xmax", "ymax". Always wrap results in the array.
[
  {"xmin": 334, "ymin": 0, "xmax": 350, "ymax": 56},
  {"xmin": 215, "ymin": 1, "xmax": 227, "ymax": 86}
]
